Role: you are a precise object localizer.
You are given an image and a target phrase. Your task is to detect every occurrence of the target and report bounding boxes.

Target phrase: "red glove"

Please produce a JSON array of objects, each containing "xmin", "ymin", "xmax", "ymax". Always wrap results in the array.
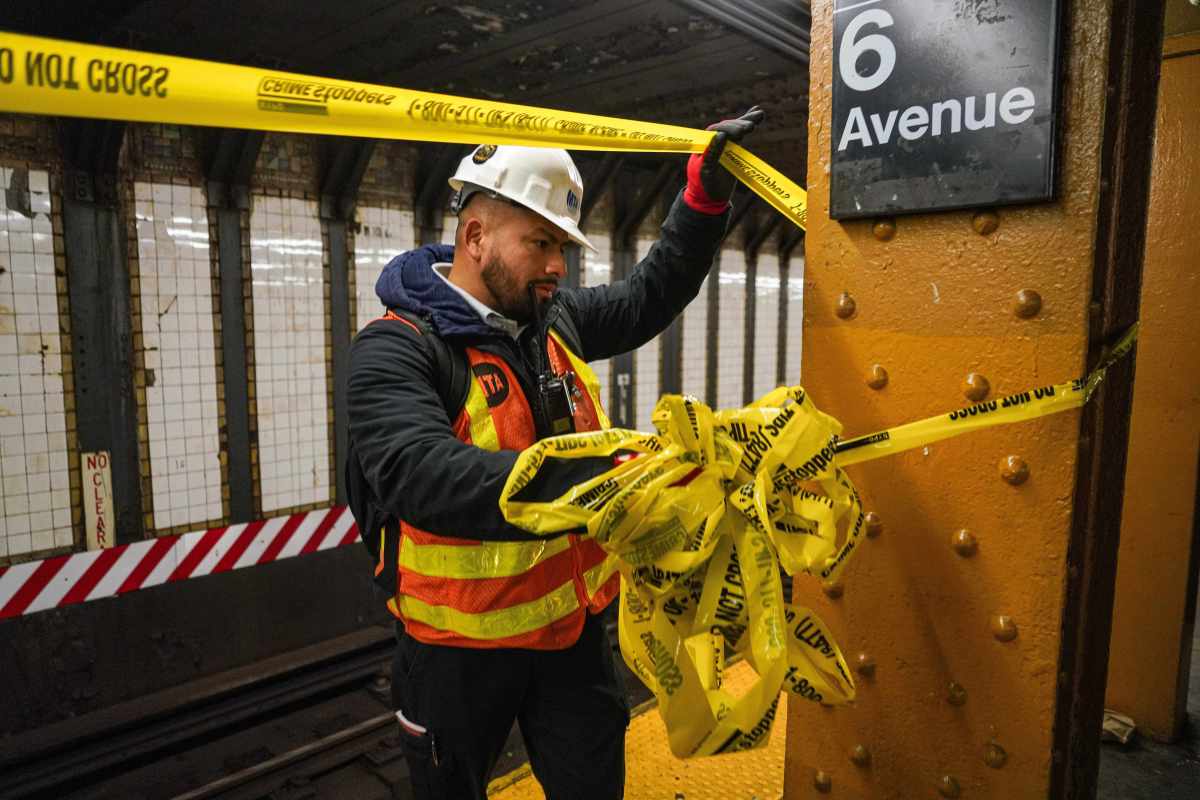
[{"xmin": 684, "ymin": 106, "xmax": 765, "ymax": 214}]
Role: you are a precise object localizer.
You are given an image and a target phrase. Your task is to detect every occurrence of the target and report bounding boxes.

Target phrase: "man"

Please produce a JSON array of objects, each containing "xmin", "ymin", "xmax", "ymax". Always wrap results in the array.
[{"xmin": 346, "ymin": 107, "xmax": 762, "ymax": 799}]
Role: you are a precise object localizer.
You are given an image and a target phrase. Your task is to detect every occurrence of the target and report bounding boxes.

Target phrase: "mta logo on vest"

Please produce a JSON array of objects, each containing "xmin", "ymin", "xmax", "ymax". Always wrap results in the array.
[{"xmin": 472, "ymin": 363, "xmax": 510, "ymax": 407}]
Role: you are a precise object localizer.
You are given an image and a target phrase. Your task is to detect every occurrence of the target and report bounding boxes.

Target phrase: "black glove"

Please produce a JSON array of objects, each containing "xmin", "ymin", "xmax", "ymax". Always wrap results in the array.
[{"xmin": 685, "ymin": 106, "xmax": 766, "ymax": 212}]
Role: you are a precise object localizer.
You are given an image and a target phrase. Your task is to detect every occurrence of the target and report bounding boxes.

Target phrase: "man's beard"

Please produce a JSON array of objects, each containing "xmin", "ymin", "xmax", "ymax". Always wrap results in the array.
[{"xmin": 481, "ymin": 254, "xmax": 549, "ymax": 323}]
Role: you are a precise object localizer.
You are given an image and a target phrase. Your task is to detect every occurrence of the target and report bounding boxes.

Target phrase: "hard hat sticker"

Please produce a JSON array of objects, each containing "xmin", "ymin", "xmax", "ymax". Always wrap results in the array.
[{"xmin": 472, "ymin": 143, "xmax": 497, "ymax": 163}]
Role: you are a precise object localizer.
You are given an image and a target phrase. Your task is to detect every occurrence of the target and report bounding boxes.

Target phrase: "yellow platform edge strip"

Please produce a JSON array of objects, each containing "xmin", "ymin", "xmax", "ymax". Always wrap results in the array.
[{"xmin": 0, "ymin": 31, "xmax": 807, "ymax": 230}]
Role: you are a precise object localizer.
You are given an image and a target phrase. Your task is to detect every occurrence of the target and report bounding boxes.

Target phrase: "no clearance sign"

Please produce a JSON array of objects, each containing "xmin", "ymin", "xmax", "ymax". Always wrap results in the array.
[{"xmin": 830, "ymin": 0, "xmax": 1063, "ymax": 219}]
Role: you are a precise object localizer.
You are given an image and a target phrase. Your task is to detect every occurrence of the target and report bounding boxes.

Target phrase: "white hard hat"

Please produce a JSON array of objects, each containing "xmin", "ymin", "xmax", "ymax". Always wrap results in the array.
[{"xmin": 449, "ymin": 144, "xmax": 596, "ymax": 252}]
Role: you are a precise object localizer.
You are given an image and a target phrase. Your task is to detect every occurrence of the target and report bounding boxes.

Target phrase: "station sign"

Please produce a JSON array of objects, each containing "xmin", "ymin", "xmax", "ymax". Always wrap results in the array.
[{"xmin": 830, "ymin": 0, "xmax": 1063, "ymax": 219}]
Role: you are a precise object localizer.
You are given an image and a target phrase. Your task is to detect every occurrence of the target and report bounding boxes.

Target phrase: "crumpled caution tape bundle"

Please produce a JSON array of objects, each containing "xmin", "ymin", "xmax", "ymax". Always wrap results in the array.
[
  {"xmin": 499, "ymin": 325, "xmax": 1139, "ymax": 759},
  {"xmin": 501, "ymin": 387, "xmax": 859, "ymax": 758},
  {"xmin": 0, "ymin": 32, "xmax": 807, "ymax": 230}
]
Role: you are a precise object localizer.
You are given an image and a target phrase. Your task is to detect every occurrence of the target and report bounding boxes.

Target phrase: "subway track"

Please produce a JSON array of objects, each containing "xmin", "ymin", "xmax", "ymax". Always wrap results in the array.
[
  {"xmin": 0, "ymin": 626, "xmax": 402, "ymax": 800},
  {"xmin": 0, "ymin": 613, "xmax": 658, "ymax": 800}
]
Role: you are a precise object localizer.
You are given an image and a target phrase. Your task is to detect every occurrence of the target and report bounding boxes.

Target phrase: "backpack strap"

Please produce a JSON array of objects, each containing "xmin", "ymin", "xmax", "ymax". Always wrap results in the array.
[
  {"xmin": 548, "ymin": 305, "xmax": 585, "ymax": 359},
  {"xmin": 385, "ymin": 308, "xmax": 470, "ymax": 421}
]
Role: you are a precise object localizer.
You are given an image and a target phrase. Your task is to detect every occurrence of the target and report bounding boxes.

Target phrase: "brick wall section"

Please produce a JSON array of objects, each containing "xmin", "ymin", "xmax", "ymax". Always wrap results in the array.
[
  {"xmin": 0, "ymin": 114, "xmax": 60, "ymax": 165},
  {"xmin": 357, "ymin": 140, "xmax": 418, "ymax": 208},
  {"xmin": 254, "ymin": 133, "xmax": 319, "ymax": 194},
  {"xmin": 125, "ymin": 123, "xmax": 204, "ymax": 180}
]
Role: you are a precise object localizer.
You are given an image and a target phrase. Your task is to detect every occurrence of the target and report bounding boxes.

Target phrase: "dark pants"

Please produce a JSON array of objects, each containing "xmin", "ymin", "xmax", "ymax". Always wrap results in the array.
[{"xmin": 392, "ymin": 613, "xmax": 630, "ymax": 799}]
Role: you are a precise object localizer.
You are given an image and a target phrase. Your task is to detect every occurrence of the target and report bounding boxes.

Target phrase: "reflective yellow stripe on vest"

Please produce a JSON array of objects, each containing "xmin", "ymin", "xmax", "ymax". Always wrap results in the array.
[
  {"xmin": 396, "ymin": 579, "xmax": 581, "ymax": 640},
  {"xmin": 550, "ymin": 331, "xmax": 612, "ymax": 429},
  {"xmin": 584, "ymin": 554, "xmax": 621, "ymax": 597},
  {"xmin": 399, "ymin": 536, "xmax": 572, "ymax": 579},
  {"xmin": 463, "ymin": 376, "xmax": 500, "ymax": 451}
]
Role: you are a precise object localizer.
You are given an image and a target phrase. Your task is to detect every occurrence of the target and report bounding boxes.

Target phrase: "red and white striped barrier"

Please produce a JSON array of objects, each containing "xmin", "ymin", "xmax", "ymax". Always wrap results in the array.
[{"xmin": 0, "ymin": 505, "xmax": 359, "ymax": 620}]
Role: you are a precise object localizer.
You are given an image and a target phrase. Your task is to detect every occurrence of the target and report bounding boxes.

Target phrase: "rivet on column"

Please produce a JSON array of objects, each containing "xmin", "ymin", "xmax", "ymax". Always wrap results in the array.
[
  {"xmin": 835, "ymin": 292, "xmax": 857, "ymax": 320},
  {"xmin": 814, "ymin": 770, "xmax": 833, "ymax": 793},
  {"xmin": 850, "ymin": 744, "xmax": 872, "ymax": 767},
  {"xmin": 938, "ymin": 775, "xmax": 962, "ymax": 798},
  {"xmin": 872, "ymin": 218, "xmax": 896, "ymax": 241},
  {"xmin": 953, "ymin": 529, "xmax": 978, "ymax": 557},
  {"xmin": 855, "ymin": 652, "xmax": 876, "ymax": 677},
  {"xmin": 947, "ymin": 681, "xmax": 967, "ymax": 706},
  {"xmin": 971, "ymin": 210, "xmax": 999, "ymax": 235},
  {"xmin": 1000, "ymin": 455, "xmax": 1029, "ymax": 485},
  {"xmin": 962, "ymin": 372, "xmax": 990, "ymax": 402},
  {"xmin": 984, "ymin": 741, "xmax": 1008, "ymax": 769},
  {"xmin": 866, "ymin": 364, "xmax": 889, "ymax": 390},
  {"xmin": 1014, "ymin": 288, "xmax": 1043, "ymax": 318},
  {"xmin": 864, "ymin": 511, "xmax": 883, "ymax": 538},
  {"xmin": 992, "ymin": 615, "xmax": 1019, "ymax": 642}
]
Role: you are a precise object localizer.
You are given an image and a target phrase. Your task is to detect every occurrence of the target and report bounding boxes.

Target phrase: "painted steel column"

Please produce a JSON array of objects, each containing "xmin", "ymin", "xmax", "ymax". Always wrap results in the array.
[
  {"xmin": 1105, "ymin": 34, "xmax": 1200, "ymax": 744},
  {"xmin": 784, "ymin": 2, "xmax": 1162, "ymax": 799},
  {"xmin": 705, "ymin": 252, "xmax": 720, "ymax": 408},
  {"xmin": 609, "ymin": 237, "xmax": 636, "ymax": 428},
  {"xmin": 742, "ymin": 236, "xmax": 758, "ymax": 407},
  {"xmin": 325, "ymin": 220, "xmax": 352, "ymax": 506},
  {"xmin": 320, "ymin": 138, "xmax": 375, "ymax": 507},
  {"xmin": 213, "ymin": 204, "xmax": 253, "ymax": 523},
  {"xmin": 62, "ymin": 169, "xmax": 142, "ymax": 545},
  {"xmin": 205, "ymin": 129, "xmax": 264, "ymax": 524}
]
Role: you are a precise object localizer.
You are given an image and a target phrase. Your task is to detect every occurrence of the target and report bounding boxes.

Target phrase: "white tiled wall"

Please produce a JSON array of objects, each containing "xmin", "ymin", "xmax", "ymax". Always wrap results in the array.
[
  {"xmin": 0, "ymin": 168, "xmax": 71, "ymax": 557},
  {"xmin": 785, "ymin": 252, "xmax": 805, "ymax": 384},
  {"xmin": 581, "ymin": 232, "xmax": 612, "ymax": 392},
  {"xmin": 680, "ymin": 274, "xmax": 709, "ymax": 402},
  {"xmin": 135, "ymin": 182, "xmax": 222, "ymax": 530},
  {"xmin": 353, "ymin": 206, "xmax": 414, "ymax": 330},
  {"xmin": 752, "ymin": 253, "xmax": 781, "ymax": 399},
  {"xmin": 716, "ymin": 247, "xmax": 747, "ymax": 411},
  {"xmin": 250, "ymin": 195, "xmax": 330, "ymax": 513}
]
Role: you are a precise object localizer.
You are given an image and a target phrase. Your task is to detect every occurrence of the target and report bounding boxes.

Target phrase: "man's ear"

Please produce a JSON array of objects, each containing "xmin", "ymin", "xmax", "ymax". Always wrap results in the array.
[{"xmin": 460, "ymin": 215, "xmax": 486, "ymax": 261}]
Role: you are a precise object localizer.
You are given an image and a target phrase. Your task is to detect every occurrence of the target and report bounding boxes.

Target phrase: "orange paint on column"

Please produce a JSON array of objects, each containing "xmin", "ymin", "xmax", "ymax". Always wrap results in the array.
[
  {"xmin": 1105, "ymin": 36, "xmax": 1200, "ymax": 744},
  {"xmin": 785, "ymin": 1, "xmax": 1114, "ymax": 797}
]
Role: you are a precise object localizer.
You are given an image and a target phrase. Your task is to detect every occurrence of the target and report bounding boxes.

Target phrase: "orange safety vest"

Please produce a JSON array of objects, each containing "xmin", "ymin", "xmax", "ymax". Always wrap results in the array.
[{"xmin": 384, "ymin": 317, "xmax": 621, "ymax": 650}]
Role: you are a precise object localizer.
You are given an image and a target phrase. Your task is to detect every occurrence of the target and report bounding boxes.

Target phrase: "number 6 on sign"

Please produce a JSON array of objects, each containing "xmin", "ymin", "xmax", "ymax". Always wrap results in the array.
[{"xmin": 839, "ymin": 8, "xmax": 896, "ymax": 92}]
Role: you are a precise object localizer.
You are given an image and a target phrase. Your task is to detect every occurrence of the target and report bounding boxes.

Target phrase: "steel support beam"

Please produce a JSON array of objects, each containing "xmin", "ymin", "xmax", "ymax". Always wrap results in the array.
[
  {"xmin": 778, "ymin": 227, "xmax": 804, "ymax": 384},
  {"xmin": 673, "ymin": 0, "xmax": 810, "ymax": 63},
  {"xmin": 740, "ymin": 213, "xmax": 759, "ymax": 406},
  {"xmin": 1051, "ymin": 1, "xmax": 1167, "ymax": 796},
  {"xmin": 59, "ymin": 119, "xmax": 142, "ymax": 545},
  {"xmin": 705, "ymin": 252, "xmax": 720, "ymax": 409},
  {"xmin": 414, "ymin": 145, "xmax": 465, "ymax": 246},
  {"xmin": 320, "ymin": 138, "xmax": 376, "ymax": 506},
  {"xmin": 204, "ymin": 129, "xmax": 264, "ymax": 523},
  {"xmin": 609, "ymin": 162, "xmax": 680, "ymax": 426},
  {"xmin": 657, "ymin": 168, "xmax": 686, "ymax": 396},
  {"xmin": 608, "ymin": 165, "xmax": 636, "ymax": 427}
]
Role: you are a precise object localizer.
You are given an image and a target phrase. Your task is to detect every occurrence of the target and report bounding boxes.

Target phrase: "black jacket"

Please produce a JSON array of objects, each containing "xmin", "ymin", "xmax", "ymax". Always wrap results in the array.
[{"xmin": 346, "ymin": 191, "xmax": 728, "ymax": 545}]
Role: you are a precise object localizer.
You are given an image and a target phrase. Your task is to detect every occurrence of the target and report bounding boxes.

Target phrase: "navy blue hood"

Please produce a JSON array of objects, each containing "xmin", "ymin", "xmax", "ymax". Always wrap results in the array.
[{"xmin": 374, "ymin": 244, "xmax": 495, "ymax": 338}]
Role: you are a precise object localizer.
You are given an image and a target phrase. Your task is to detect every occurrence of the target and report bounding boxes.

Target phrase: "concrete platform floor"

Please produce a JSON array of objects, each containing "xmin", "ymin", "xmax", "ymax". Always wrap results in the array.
[{"xmin": 1097, "ymin": 624, "xmax": 1200, "ymax": 800}]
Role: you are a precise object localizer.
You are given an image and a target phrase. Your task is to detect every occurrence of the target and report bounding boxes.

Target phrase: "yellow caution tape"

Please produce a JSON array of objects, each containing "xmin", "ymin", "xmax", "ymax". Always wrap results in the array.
[
  {"xmin": 498, "ymin": 326, "xmax": 1137, "ymax": 759},
  {"xmin": 502, "ymin": 389, "xmax": 859, "ymax": 758},
  {"xmin": 0, "ymin": 31, "xmax": 807, "ymax": 230},
  {"xmin": 833, "ymin": 323, "xmax": 1140, "ymax": 466}
]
